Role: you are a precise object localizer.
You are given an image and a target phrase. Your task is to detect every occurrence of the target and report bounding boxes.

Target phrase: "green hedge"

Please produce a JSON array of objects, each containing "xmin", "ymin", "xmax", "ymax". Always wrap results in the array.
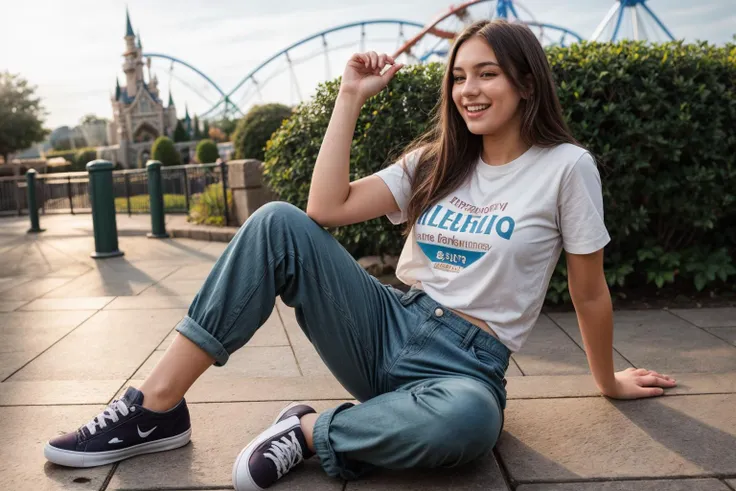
[
  {"xmin": 546, "ymin": 41, "xmax": 736, "ymax": 301},
  {"xmin": 114, "ymin": 194, "xmax": 187, "ymax": 213},
  {"xmin": 74, "ymin": 149, "xmax": 98, "ymax": 171},
  {"xmin": 264, "ymin": 41, "xmax": 736, "ymax": 301},
  {"xmin": 233, "ymin": 103, "xmax": 293, "ymax": 161},
  {"xmin": 152, "ymin": 136, "xmax": 181, "ymax": 167},
  {"xmin": 45, "ymin": 147, "xmax": 98, "ymax": 172},
  {"xmin": 196, "ymin": 138, "xmax": 219, "ymax": 163}
]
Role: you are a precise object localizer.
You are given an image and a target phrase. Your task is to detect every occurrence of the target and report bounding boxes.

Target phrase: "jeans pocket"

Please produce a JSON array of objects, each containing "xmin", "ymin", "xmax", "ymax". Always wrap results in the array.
[{"xmin": 470, "ymin": 345, "xmax": 508, "ymax": 387}]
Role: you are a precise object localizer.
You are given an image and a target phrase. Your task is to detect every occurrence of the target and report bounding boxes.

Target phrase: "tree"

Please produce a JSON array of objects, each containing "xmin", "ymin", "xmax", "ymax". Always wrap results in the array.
[
  {"xmin": 202, "ymin": 120, "xmax": 210, "ymax": 140},
  {"xmin": 151, "ymin": 136, "xmax": 181, "ymax": 167},
  {"xmin": 173, "ymin": 120, "xmax": 188, "ymax": 142},
  {"xmin": 214, "ymin": 117, "xmax": 236, "ymax": 139},
  {"xmin": 50, "ymin": 125, "xmax": 87, "ymax": 151},
  {"xmin": 193, "ymin": 115, "xmax": 202, "ymax": 139},
  {"xmin": 232, "ymin": 103, "xmax": 292, "ymax": 161},
  {"xmin": 208, "ymin": 126, "xmax": 228, "ymax": 142},
  {"xmin": 195, "ymin": 139, "xmax": 219, "ymax": 163},
  {"xmin": 0, "ymin": 72, "xmax": 48, "ymax": 162},
  {"xmin": 79, "ymin": 114, "xmax": 108, "ymax": 125}
]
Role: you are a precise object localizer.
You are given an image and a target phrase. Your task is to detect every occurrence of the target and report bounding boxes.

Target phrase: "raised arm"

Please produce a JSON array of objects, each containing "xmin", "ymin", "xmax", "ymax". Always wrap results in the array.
[{"xmin": 306, "ymin": 52, "xmax": 404, "ymax": 228}]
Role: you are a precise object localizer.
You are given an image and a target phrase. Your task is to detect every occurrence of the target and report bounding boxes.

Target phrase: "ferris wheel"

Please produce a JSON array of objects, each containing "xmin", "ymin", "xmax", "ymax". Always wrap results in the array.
[{"xmin": 591, "ymin": 0, "xmax": 675, "ymax": 42}]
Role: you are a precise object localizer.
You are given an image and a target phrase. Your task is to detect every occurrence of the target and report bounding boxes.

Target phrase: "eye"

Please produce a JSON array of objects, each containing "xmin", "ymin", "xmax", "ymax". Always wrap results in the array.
[
  {"xmin": 481, "ymin": 72, "xmax": 497, "ymax": 78},
  {"xmin": 453, "ymin": 75, "xmax": 465, "ymax": 83}
]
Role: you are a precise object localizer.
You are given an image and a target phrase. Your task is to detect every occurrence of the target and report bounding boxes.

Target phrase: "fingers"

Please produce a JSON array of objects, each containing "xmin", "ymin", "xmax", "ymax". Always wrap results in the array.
[
  {"xmin": 634, "ymin": 368, "xmax": 677, "ymax": 383},
  {"xmin": 638, "ymin": 375, "xmax": 677, "ymax": 388},
  {"xmin": 351, "ymin": 53, "xmax": 367, "ymax": 65},
  {"xmin": 649, "ymin": 370, "xmax": 676, "ymax": 382},
  {"xmin": 353, "ymin": 51, "xmax": 398, "ymax": 72},
  {"xmin": 641, "ymin": 386, "xmax": 665, "ymax": 397},
  {"xmin": 368, "ymin": 51, "xmax": 378, "ymax": 71},
  {"xmin": 381, "ymin": 61, "xmax": 404, "ymax": 81}
]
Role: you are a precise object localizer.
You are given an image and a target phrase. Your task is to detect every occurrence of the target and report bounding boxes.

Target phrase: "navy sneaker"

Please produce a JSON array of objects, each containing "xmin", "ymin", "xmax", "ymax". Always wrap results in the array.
[
  {"xmin": 232, "ymin": 402, "xmax": 316, "ymax": 491},
  {"xmin": 44, "ymin": 387, "xmax": 191, "ymax": 467}
]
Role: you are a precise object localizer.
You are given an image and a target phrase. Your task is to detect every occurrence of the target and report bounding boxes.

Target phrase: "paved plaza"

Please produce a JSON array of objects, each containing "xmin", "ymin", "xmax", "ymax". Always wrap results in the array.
[{"xmin": 0, "ymin": 213, "xmax": 735, "ymax": 491}]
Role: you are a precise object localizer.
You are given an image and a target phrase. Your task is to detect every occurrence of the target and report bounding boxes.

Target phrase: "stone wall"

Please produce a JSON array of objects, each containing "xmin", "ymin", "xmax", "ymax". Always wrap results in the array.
[{"xmin": 226, "ymin": 159, "xmax": 276, "ymax": 225}]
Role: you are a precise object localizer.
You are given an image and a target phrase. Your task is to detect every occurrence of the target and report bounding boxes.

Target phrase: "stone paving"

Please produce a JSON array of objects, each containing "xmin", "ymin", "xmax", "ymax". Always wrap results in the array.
[{"xmin": 0, "ymin": 214, "xmax": 735, "ymax": 491}]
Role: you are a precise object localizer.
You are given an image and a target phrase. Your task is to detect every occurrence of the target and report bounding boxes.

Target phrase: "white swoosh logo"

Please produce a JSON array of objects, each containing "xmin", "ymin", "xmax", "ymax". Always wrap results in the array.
[
  {"xmin": 108, "ymin": 437, "xmax": 123, "ymax": 444},
  {"xmin": 137, "ymin": 425, "xmax": 157, "ymax": 438}
]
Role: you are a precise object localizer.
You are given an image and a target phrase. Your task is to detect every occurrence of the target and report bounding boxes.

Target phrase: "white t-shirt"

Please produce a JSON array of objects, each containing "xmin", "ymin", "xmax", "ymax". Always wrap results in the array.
[{"xmin": 374, "ymin": 143, "xmax": 611, "ymax": 352}]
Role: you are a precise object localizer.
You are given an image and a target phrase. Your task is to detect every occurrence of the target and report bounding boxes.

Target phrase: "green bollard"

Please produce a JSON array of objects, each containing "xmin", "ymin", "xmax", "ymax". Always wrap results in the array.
[
  {"xmin": 86, "ymin": 160, "xmax": 124, "ymax": 259},
  {"xmin": 146, "ymin": 160, "xmax": 169, "ymax": 238},
  {"xmin": 26, "ymin": 169, "xmax": 45, "ymax": 233}
]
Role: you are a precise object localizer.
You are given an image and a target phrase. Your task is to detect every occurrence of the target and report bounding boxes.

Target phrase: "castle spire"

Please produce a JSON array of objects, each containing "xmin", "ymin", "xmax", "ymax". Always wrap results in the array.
[
  {"xmin": 168, "ymin": 91, "xmax": 174, "ymax": 107},
  {"xmin": 136, "ymin": 30, "xmax": 142, "ymax": 49},
  {"xmin": 115, "ymin": 77, "xmax": 121, "ymax": 100},
  {"xmin": 125, "ymin": 6, "xmax": 134, "ymax": 37}
]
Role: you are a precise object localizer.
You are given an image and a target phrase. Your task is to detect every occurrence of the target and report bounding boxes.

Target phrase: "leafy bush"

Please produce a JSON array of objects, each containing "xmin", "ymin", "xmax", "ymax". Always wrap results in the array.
[
  {"xmin": 151, "ymin": 136, "xmax": 181, "ymax": 167},
  {"xmin": 196, "ymin": 138, "xmax": 219, "ymax": 163},
  {"xmin": 73, "ymin": 148, "xmax": 98, "ymax": 171},
  {"xmin": 264, "ymin": 42, "xmax": 736, "ymax": 301},
  {"xmin": 546, "ymin": 40, "xmax": 736, "ymax": 300},
  {"xmin": 233, "ymin": 103, "xmax": 293, "ymax": 161},
  {"xmin": 46, "ymin": 149, "xmax": 77, "ymax": 161},
  {"xmin": 46, "ymin": 147, "xmax": 98, "ymax": 172},
  {"xmin": 187, "ymin": 183, "xmax": 232, "ymax": 226},
  {"xmin": 114, "ymin": 194, "xmax": 187, "ymax": 213}
]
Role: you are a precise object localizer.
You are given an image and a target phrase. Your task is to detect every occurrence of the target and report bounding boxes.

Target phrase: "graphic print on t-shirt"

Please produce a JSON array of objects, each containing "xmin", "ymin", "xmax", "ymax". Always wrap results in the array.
[{"xmin": 416, "ymin": 196, "xmax": 515, "ymax": 273}]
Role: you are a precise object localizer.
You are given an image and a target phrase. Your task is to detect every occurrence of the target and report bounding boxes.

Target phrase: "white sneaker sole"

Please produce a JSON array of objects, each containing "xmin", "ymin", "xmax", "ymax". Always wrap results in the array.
[
  {"xmin": 232, "ymin": 402, "xmax": 303, "ymax": 491},
  {"xmin": 44, "ymin": 427, "xmax": 192, "ymax": 468}
]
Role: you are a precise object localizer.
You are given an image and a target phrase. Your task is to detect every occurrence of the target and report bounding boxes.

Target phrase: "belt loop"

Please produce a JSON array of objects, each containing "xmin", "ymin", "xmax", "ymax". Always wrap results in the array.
[
  {"xmin": 461, "ymin": 327, "xmax": 479, "ymax": 349},
  {"xmin": 400, "ymin": 287, "xmax": 423, "ymax": 306}
]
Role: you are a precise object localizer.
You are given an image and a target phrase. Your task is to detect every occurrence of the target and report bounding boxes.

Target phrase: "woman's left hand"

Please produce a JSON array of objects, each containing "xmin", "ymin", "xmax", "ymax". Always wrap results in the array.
[{"xmin": 602, "ymin": 368, "xmax": 677, "ymax": 399}]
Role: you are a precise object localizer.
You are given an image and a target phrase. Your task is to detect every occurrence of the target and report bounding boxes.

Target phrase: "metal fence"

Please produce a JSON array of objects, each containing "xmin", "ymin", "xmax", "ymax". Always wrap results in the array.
[
  {"xmin": 39, "ymin": 172, "xmax": 91, "ymax": 214},
  {"xmin": 1, "ymin": 172, "xmax": 94, "ymax": 216},
  {"xmin": 0, "ymin": 162, "xmax": 230, "ymax": 221},
  {"xmin": 0, "ymin": 177, "xmax": 25, "ymax": 216}
]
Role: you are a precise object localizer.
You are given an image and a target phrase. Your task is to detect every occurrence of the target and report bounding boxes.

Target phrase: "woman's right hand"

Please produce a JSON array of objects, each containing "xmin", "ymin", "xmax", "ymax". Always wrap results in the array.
[{"xmin": 339, "ymin": 51, "xmax": 404, "ymax": 103}]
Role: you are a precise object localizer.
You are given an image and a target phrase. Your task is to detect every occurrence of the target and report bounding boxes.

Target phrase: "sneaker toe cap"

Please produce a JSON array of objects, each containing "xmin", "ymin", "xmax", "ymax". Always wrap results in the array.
[{"xmin": 48, "ymin": 431, "xmax": 80, "ymax": 451}]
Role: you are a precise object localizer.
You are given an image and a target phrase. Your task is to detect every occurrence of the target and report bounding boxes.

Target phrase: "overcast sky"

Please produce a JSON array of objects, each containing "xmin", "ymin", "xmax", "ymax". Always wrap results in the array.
[{"xmin": 2, "ymin": 0, "xmax": 733, "ymax": 129}]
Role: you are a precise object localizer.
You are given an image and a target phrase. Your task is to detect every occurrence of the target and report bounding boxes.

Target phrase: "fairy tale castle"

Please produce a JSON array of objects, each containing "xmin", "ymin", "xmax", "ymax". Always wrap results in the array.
[{"xmin": 104, "ymin": 9, "xmax": 181, "ymax": 168}]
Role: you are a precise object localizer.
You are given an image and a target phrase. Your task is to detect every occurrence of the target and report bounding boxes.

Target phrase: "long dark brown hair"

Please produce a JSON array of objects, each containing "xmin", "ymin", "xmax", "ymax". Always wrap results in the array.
[{"xmin": 400, "ymin": 19, "xmax": 578, "ymax": 234}]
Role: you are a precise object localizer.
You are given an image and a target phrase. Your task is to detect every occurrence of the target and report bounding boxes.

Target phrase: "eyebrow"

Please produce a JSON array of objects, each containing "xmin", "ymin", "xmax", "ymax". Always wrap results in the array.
[{"xmin": 452, "ymin": 61, "xmax": 499, "ymax": 71}]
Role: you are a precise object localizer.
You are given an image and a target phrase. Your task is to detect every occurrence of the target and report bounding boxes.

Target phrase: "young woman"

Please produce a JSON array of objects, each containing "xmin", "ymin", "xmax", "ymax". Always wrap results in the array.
[{"xmin": 44, "ymin": 19, "xmax": 676, "ymax": 490}]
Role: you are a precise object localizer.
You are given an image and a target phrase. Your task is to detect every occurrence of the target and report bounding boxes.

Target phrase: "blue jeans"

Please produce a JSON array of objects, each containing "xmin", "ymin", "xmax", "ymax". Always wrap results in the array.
[{"xmin": 176, "ymin": 202, "xmax": 510, "ymax": 480}]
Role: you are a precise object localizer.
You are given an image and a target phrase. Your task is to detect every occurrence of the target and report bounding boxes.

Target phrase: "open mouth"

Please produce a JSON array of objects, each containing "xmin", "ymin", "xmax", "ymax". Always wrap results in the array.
[{"xmin": 464, "ymin": 104, "xmax": 490, "ymax": 117}]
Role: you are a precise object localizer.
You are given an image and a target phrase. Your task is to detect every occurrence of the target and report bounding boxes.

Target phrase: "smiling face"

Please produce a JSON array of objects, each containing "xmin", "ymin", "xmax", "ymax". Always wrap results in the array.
[{"xmin": 451, "ymin": 36, "xmax": 524, "ymax": 137}]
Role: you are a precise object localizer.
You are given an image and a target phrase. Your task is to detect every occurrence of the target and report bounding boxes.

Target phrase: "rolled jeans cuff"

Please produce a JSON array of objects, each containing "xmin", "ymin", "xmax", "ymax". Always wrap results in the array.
[
  {"xmin": 313, "ymin": 402, "xmax": 357, "ymax": 479},
  {"xmin": 175, "ymin": 316, "xmax": 230, "ymax": 366}
]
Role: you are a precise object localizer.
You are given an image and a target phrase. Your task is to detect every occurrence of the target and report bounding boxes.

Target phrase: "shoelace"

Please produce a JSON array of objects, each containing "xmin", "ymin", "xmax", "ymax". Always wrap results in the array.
[
  {"xmin": 263, "ymin": 431, "xmax": 304, "ymax": 479},
  {"xmin": 84, "ymin": 399, "xmax": 132, "ymax": 435}
]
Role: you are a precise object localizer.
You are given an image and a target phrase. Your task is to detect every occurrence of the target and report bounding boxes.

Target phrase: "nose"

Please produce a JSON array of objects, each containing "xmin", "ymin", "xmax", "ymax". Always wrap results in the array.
[{"xmin": 461, "ymin": 76, "xmax": 481, "ymax": 98}]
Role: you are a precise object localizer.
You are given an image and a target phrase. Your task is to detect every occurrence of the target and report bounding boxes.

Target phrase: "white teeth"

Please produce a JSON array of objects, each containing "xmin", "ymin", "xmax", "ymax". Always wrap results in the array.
[{"xmin": 466, "ymin": 105, "xmax": 490, "ymax": 113}]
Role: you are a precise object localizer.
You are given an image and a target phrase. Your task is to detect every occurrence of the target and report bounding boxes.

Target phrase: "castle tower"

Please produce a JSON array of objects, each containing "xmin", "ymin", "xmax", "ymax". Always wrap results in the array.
[
  {"xmin": 122, "ymin": 8, "xmax": 144, "ymax": 98},
  {"xmin": 108, "ymin": 7, "xmax": 179, "ymax": 167}
]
